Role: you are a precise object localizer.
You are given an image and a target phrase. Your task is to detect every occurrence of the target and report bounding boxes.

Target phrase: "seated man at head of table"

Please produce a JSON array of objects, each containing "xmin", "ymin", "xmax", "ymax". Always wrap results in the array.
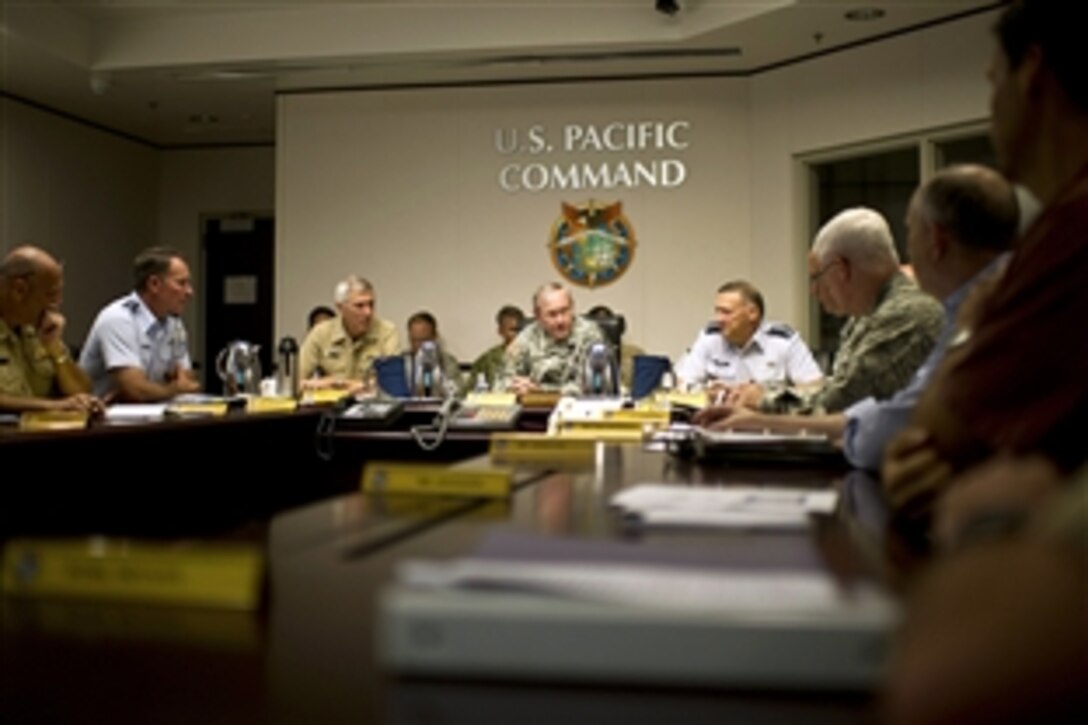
[
  {"xmin": 299, "ymin": 275, "xmax": 399, "ymax": 394},
  {"xmin": 406, "ymin": 310, "xmax": 463, "ymax": 393},
  {"xmin": 698, "ymin": 165, "xmax": 1019, "ymax": 471},
  {"xmin": 80, "ymin": 246, "xmax": 201, "ymax": 402},
  {"xmin": 675, "ymin": 279, "xmax": 823, "ymax": 395},
  {"xmin": 0, "ymin": 246, "xmax": 102, "ymax": 414},
  {"xmin": 496, "ymin": 282, "xmax": 604, "ymax": 396},
  {"xmin": 712, "ymin": 207, "xmax": 944, "ymax": 418},
  {"xmin": 467, "ymin": 304, "xmax": 525, "ymax": 392}
]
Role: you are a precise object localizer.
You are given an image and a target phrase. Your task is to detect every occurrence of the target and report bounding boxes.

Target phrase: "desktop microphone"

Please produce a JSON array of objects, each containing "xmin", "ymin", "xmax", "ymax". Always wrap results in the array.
[
  {"xmin": 583, "ymin": 342, "xmax": 615, "ymax": 397},
  {"xmin": 414, "ymin": 341, "xmax": 442, "ymax": 398}
]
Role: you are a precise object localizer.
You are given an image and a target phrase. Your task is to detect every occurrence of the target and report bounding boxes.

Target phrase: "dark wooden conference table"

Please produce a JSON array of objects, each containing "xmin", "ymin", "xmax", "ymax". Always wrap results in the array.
[{"xmin": 1, "ymin": 404, "xmax": 889, "ymax": 724}]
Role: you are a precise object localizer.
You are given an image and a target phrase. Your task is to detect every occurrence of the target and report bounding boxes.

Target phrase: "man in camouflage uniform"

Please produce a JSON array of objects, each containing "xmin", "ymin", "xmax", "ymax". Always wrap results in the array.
[
  {"xmin": 727, "ymin": 207, "xmax": 943, "ymax": 415},
  {"xmin": 468, "ymin": 304, "xmax": 525, "ymax": 391},
  {"xmin": 497, "ymin": 283, "xmax": 603, "ymax": 395},
  {"xmin": 696, "ymin": 166, "xmax": 1018, "ymax": 472}
]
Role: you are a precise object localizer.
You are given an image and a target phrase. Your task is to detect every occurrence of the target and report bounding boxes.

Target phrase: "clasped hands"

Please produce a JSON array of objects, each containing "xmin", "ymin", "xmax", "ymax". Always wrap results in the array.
[
  {"xmin": 692, "ymin": 381, "xmax": 765, "ymax": 431},
  {"xmin": 299, "ymin": 375, "xmax": 371, "ymax": 396}
]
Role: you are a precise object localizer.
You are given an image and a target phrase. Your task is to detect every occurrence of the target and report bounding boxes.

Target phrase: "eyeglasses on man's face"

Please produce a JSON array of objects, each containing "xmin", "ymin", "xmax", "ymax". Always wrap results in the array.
[{"xmin": 809, "ymin": 257, "xmax": 843, "ymax": 285}]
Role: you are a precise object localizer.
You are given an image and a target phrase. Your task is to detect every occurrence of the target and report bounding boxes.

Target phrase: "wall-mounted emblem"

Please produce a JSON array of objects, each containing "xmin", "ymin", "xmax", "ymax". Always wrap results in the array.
[{"xmin": 548, "ymin": 200, "xmax": 636, "ymax": 288}]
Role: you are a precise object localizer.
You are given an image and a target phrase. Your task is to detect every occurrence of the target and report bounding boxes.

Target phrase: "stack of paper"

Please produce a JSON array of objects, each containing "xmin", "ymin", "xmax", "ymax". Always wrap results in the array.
[
  {"xmin": 380, "ymin": 543, "xmax": 896, "ymax": 690},
  {"xmin": 611, "ymin": 483, "xmax": 838, "ymax": 530},
  {"xmin": 397, "ymin": 558, "xmax": 878, "ymax": 618}
]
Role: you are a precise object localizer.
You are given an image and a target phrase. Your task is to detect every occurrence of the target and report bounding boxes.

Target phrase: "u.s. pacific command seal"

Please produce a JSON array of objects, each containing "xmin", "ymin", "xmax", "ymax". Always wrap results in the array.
[{"xmin": 547, "ymin": 200, "xmax": 636, "ymax": 289}]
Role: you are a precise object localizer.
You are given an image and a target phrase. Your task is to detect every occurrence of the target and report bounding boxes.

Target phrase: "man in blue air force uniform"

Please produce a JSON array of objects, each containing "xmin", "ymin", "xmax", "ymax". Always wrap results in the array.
[
  {"xmin": 80, "ymin": 247, "xmax": 201, "ymax": 402},
  {"xmin": 675, "ymin": 279, "xmax": 823, "ymax": 391}
]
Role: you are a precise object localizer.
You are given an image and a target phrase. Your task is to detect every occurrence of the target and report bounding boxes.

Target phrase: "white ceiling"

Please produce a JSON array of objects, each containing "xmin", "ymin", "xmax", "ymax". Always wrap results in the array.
[{"xmin": 1, "ymin": 0, "xmax": 997, "ymax": 147}]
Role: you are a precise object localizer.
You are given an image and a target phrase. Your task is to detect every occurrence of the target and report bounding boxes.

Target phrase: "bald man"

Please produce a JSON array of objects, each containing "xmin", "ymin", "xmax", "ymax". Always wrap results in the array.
[{"xmin": 0, "ymin": 246, "xmax": 101, "ymax": 413}]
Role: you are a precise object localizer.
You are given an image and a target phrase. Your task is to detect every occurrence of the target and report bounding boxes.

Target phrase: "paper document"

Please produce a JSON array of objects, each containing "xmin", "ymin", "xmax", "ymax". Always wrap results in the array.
[
  {"xmin": 611, "ymin": 484, "xmax": 838, "ymax": 530},
  {"xmin": 104, "ymin": 404, "xmax": 168, "ymax": 422},
  {"xmin": 397, "ymin": 558, "xmax": 890, "ymax": 620},
  {"xmin": 698, "ymin": 429, "xmax": 829, "ymax": 444}
]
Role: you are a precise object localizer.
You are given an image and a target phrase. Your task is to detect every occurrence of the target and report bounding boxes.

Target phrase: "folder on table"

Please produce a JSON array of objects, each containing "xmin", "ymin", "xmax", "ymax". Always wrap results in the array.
[{"xmin": 378, "ymin": 531, "xmax": 896, "ymax": 690}]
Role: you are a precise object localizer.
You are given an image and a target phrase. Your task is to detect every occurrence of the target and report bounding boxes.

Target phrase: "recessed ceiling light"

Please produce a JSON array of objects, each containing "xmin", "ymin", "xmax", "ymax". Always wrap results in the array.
[{"xmin": 845, "ymin": 8, "xmax": 886, "ymax": 21}]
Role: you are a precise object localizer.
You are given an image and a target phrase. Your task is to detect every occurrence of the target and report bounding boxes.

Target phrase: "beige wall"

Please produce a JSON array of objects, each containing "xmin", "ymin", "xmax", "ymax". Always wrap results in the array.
[
  {"xmin": 749, "ymin": 10, "xmax": 995, "ymax": 329},
  {"xmin": 0, "ymin": 98, "xmax": 157, "ymax": 346},
  {"xmin": 276, "ymin": 10, "xmax": 998, "ymax": 364},
  {"xmin": 0, "ymin": 99, "xmax": 275, "ymax": 369},
  {"xmin": 1, "ymin": 8, "xmax": 999, "ymax": 371},
  {"xmin": 277, "ymin": 78, "xmax": 751, "ymax": 361},
  {"xmin": 158, "ymin": 146, "xmax": 276, "ymax": 366}
]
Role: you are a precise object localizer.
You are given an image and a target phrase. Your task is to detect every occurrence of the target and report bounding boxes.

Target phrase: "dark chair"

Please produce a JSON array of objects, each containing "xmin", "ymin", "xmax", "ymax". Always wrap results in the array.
[{"xmin": 588, "ymin": 314, "xmax": 626, "ymax": 352}]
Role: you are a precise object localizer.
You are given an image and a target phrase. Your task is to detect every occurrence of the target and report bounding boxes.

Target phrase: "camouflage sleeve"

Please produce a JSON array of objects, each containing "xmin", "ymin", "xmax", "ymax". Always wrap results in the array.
[
  {"xmin": 442, "ymin": 352, "xmax": 463, "ymax": 393},
  {"xmin": 466, "ymin": 351, "xmax": 487, "ymax": 394},
  {"xmin": 476, "ymin": 347, "xmax": 504, "ymax": 386},
  {"xmin": 495, "ymin": 338, "xmax": 529, "ymax": 392},
  {"xmin": 805, "ymin": 308, "xmax": 941, "ymax": 414}
]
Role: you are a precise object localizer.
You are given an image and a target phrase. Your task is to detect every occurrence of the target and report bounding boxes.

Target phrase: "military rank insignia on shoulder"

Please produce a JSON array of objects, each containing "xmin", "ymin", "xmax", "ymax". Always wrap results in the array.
[{"xmin": 766, "ymin": 324, "xmax": 796, "ymax": 338}]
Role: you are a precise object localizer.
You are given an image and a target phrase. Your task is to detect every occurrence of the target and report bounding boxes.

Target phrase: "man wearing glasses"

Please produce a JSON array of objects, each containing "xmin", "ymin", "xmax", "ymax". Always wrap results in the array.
[
  {"xmin": 725, "ymin": 207, "xmax": 943, "ymax": 416},
  {"xmin": 695, "ymin": 166, "xmax": 1016, "ymax": 471}
]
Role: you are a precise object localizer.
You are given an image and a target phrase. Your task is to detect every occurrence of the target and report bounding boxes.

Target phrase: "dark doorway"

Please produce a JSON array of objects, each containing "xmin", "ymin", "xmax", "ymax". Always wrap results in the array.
[{"xmin": 203, "ymin": 216, "xmax": 275, "ymax": 392}]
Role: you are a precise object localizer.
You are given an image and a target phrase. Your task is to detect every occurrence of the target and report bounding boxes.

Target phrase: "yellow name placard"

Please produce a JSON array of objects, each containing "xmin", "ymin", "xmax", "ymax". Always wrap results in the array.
[
  {"xmin": 362, "ymin": 462, "xmax": 512, "ymax": 498},
  {"xmin": 489, "ymin": 432, "xmax": 596, "ymax": 463},
  {"xmin": 604, "ymin": 409, "xmax": 670, "ymax": 425},
  {"xmin": 556, "ymin": 426, "xmax": 647, "ymax": 443},
  {"xmin": 519, "ymin": 391, "xmax": 562, "ymax": 409},
  {"xmin": 18, "ymin": 410, "xmax": 89, "ymax": 431},
  {"xmin": 302, "ymin": 388, "xmax": 353, "ymax": 406},
  {"xmin": 1, "ymin": 539, "xmax": 264, "ymax": 611},
  {"xmin": 465, "ymin": 391, "xmax": 518, "ymax": 407},
  {"xmin": 245, "ymin": 396, "xmax": 299, "ymax": 414}
]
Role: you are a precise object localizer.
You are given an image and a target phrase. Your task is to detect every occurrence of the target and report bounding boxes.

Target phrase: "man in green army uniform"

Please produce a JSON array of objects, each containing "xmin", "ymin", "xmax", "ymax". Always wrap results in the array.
[
  {"xmin": 726, "ymin": 207, "xmax": 944, "ymax": 415},
  {"xmin": 497, "ymin": 283, "xmax": 603, "ymax": 396},
  {"xmin": 0, "ymin": 246, "xmax": 102, "ymax": 414},
  {"xmin": 467, "ymin": 305, "xmax": 524, "ymax": 392}
]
